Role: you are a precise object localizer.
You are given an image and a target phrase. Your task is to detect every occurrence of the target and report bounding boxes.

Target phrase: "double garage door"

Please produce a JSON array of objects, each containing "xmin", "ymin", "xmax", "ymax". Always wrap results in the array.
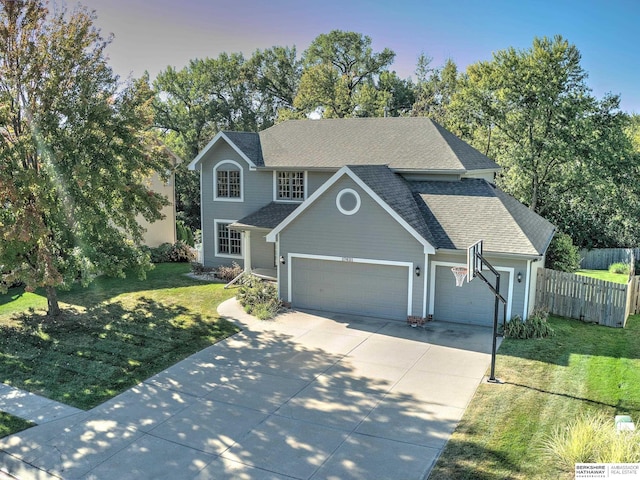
[
  {"xmin": 291, "ymin": 257, "xmax": 410, "ymax": 320},
  {"xmin": 433, "ymin": 265, "xmax": 510, "ymax": 327}
]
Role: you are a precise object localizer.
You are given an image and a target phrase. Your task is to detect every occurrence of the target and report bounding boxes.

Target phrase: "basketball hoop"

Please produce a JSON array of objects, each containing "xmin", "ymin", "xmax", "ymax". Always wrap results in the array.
[{"xmin": 451, "ymin": 266, "xmax": 468, "ymax": 287}]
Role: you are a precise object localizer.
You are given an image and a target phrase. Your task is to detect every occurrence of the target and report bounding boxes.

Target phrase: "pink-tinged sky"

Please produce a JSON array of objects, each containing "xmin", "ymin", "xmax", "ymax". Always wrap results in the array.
[{"xmin": 80, "ymin": 0, "xmax": 639, "ymax": 113}]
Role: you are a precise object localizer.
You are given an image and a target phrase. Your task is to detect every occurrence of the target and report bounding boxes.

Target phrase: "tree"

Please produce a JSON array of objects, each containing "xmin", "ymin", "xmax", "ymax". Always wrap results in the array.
[
  {"xmin": 294, "ymin": 30, "xmax": 395, "ymax": 118},
  {"xmin": 154, "ymin": 50, "xmax": 298, "ymax": 229},
  {"xmin": 448, "ymin": 36, "xmax": 640, "ymax": 247},
  {"xmin": 0, "ymin": 1, "xmax": 171, "ymax": 316},
  {"xmin": 412, "ymin": 55, "xmax": 459, "ymax": 125}
]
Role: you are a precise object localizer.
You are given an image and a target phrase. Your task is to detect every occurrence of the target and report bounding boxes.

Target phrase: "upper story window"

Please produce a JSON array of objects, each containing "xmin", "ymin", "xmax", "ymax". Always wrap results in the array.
[
  {"xmin": 276, "ymin": 171, "xmax": 305, "ymax": 201},
  {"xmin": 214, "ymin": 160, "xmax": 243, "ymax": 202}
]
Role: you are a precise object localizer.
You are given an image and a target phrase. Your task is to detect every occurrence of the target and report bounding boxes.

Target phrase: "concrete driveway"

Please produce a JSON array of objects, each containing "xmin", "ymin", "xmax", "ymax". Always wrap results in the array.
[{"xmin": 1, "ymin": 299, "xmax": 495, "ymax": 480}]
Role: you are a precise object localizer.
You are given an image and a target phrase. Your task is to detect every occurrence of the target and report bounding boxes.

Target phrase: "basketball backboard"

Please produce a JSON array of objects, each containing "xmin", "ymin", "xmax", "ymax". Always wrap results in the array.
[{"xmin": 467, "ymin": 240, "xmax": 483, "ymax": 282}]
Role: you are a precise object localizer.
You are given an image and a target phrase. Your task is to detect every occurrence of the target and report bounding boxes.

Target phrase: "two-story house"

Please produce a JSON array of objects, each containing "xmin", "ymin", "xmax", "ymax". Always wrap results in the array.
[{"xmin": 188, "ymin": 117, "xmax": 555, "ymax": 326}]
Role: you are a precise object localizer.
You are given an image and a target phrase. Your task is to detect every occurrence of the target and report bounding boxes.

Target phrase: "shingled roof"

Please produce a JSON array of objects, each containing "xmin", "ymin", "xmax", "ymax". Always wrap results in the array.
[
  {"xmin": 231, "ymin": 202, "xmax": 299, "ymax": 229},
  {"xmin": 190, "ymin": 118, "xmax": 500, "ymax": 173},
  {"xmin": 257, "ymin": 118, "xmax": 500, "ymax": 171},
  {"xmin": 412, "ymin": 178, "xmax": 555, "ymax": 256}
]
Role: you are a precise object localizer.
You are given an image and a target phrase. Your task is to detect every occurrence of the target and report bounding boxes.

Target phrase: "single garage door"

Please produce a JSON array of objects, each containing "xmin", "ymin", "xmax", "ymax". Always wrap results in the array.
[
  {"xmin": 291, "ymin": 257, "xmax": 409, "ymax": 320},
  {"xmin": 433, "ymin": 265, "xmax": 510, "ymax": 326}
]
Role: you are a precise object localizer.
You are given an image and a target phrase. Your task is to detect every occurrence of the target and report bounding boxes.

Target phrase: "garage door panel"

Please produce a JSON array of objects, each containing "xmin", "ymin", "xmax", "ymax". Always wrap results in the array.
[
  {"xmin": 434, "ymin": 265, "xmax": 509, "ymax": 326},
  {"xmin": 292, "ymin": 258, "xmax": 408, "ymax": 320}
]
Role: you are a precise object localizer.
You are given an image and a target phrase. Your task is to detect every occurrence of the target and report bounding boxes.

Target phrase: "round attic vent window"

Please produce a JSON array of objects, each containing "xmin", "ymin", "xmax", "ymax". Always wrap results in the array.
[{"xmin": 336, "ymin": 188, "xmax": 361, "ymax": 215}]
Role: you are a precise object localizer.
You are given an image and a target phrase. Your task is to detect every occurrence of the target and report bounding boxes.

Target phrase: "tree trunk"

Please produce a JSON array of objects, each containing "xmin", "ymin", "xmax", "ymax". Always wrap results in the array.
[{"xmin": 46, "ymin": 286, "xmax": 61, "ymax": 317}]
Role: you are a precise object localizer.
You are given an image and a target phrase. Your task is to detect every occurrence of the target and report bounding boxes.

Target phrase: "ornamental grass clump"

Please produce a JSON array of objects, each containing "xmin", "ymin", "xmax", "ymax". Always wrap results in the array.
[
  {"xmin": 609, "ymin": 262, "xmax": 631, "ymax": 275},
  {"xmin": 542, "ymin": 411, "xmax": 640, "ymax": 471},
  {"xmin": 504, "ymin": 309, "xmax": 555, "ymax": 339},
  {"xmin": 237, "ymin": 275, "xmax": 282, "ymax": 320}
]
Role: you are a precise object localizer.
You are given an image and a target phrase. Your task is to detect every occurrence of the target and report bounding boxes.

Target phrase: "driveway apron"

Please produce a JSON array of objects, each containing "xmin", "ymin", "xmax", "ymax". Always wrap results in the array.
[{"xmin": 0, "ymin": 298, "xmax": 496, "ymax": 480}]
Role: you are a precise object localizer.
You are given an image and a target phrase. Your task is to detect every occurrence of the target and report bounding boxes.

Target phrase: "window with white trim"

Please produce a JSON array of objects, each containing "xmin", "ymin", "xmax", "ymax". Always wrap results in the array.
[
  {"xmin": 277, "ymin": 171, "xmax": 305, "ymax": 201},
  {"xmin": 214, "ymin": 161, "xmax": 243, "ymax": 201},
  {"xmin": 217, "ymin": 222, "xmax": 242, "ymax": 255}
]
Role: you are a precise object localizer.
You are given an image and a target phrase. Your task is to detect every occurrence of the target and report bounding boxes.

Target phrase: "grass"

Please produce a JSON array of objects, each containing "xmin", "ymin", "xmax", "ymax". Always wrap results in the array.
[
  {"xmin": 0, "ymin": 411, "xmax": 34, "ymax": 439},
  {"xmin": 430, "ymin": 315, "xmax": 640, "ymax": 479},
  {"xmin": 0, "ymin": 263, "xmax": 239, "ymax": 411},
  {"xmin": 577, "ymin": 269, "xmax": 629, "ymax": 284}
]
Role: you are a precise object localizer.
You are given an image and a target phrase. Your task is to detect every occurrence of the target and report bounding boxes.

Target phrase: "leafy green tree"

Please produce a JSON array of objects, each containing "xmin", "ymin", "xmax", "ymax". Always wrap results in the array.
[
  {"xmin": 545, "ymin": 232, "xmax": 581, "ymax": 272},
  {"xmin": 294, "ymin": 30, "xmax": 395, "ymax": 118},
  {"xmin": 412, "ymin": 55, "xmax": 459, "ymax": 125},
  {"xmin": 449, "ymin": 36, "xmax": 640, "ymax": 247},
  {"xmin": 0, "ymin": 1, "xmax": 171, "ymax": 316},
  {"xmin": 154, "ymin": 49, "xmax": 299, "ymax": 228}
]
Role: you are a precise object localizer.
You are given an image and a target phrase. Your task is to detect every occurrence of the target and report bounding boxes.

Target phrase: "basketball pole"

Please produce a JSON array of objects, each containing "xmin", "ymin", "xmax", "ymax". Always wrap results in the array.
[{"xmin": 472, "ymin": 251, "xmax": 506, "ymax": 384}]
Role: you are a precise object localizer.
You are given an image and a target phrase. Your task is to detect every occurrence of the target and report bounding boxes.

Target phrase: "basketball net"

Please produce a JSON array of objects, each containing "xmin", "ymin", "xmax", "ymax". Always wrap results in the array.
[{"xmin": 451, "ymin": 266, "xmax": 468, "ymax": 287}]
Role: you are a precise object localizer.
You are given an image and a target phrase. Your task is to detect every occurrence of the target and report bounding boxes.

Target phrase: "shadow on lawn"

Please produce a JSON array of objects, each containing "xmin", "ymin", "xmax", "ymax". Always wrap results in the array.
[{"xmin": 0, "ymin": 296, "xmax": 239, "ymax": 410}]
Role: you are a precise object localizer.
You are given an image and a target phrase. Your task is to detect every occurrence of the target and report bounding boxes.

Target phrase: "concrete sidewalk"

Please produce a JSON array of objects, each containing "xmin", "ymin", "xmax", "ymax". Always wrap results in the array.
[{"xmin": 1, "ymin": 299, "xmax": 495, "ymax": 479}]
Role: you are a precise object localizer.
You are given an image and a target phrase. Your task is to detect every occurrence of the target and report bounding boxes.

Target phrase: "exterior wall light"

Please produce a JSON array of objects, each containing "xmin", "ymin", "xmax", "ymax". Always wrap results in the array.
[
  {"xmin": 517, "ymin": 272, "xmax": 522, "ymax": 283},
  {"xmin": 415, "ymin": 266, "xmax": 421, "ymax": 277},
  {"xmin": 279, "ymin": 255, "xmax": 285, "ymax": 265}
]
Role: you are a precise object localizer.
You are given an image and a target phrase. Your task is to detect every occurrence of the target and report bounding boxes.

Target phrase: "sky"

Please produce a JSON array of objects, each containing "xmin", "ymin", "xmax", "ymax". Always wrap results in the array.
[{"xmin": 78, "ymin": 0, "xmax": 639, "ymax": 113}]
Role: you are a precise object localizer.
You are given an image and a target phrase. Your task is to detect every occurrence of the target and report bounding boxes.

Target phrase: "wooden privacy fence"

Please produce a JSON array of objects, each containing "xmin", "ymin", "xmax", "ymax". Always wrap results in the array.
[
  {"xmin": 535, "ymin": 268, "xmax": 640, "ymax": 328},
  {"xmin": 579, "ymin": 248, "xmax": 640, "ymax": 270}
]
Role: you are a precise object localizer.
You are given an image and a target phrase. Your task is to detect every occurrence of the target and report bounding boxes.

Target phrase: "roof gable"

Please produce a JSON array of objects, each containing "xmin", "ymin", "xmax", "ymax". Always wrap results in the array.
[
  {"xmin": 187, "ymin": 131, "xmax": 261, "ymax": 170},
  {"xmin": 266, "ymin": 166, "xmax": 436, "ymax": 255}
]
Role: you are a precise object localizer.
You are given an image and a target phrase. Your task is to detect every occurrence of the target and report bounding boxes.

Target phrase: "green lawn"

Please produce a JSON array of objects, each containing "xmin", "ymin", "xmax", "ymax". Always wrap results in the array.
[
  {"xmin": 430, "ymin": 315, "xmax": 640, "ymax": 479},
  {"xmin": 577, "ymin": 269, "xmax": 629, "ymax": 284},
  {"xmin": 0, "ymin": 411, "xmax": 34, "ymax": 439},
  {"xmin": 0, "ymin": 263, "xmax": 238, "ymax": 411}
]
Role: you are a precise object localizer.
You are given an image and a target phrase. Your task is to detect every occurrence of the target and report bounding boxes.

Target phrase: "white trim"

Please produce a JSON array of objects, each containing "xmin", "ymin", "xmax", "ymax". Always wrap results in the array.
[
  {"xmin": 428, "ymin": 260, "xmax": 514, "ymax": 321},
  {"xmin": 273, "ymin": 170, "xmax": 307, "ymax": 203},
  {"xmin": 422, "ymin": 253, "xmax": 429, "ymax": 318},
  {"xmin": 188, "ymin": 131, "xmax": 257, "ymax": 170},
  {"xmin": 287, "ymin": 253, "xmax": 414, "ymax": 316},
  {"xmin": 336, "ymin": 188, "xmax": 361, "ymax": 215},
  {"xmin": 266, "ymin": 166, "xmax": 436, "ymax": 255},
  {"xmin": 214, "ymin": 219, "xmax": 243, "ymax": 259},
  {"xmin": 214, "ymin": 160, "xmax": 244, "ymax": 202},
  {"xmin": 523, "ymin": 260, "xmax": 532, "ymax": 320}
]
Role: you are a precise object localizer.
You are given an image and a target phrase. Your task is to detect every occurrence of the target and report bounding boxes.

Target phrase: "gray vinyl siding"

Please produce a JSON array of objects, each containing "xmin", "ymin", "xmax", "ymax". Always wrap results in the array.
[
  {"xmin": 428, "ymin": 251, "xmax": 529, "ymax": 324},
  {"xmin": 278, "ymin": 176, "xmax": 426, "ymax": 318},
  {"xmin": 249, "ymin": 228, "xmax": 275, "ymax": 269},
  {"xmin": 306, "ymin": 171, "xmax": 334, "ymax": 195},
  {"xmin": 200, "ymin": 142, "xmax": 272, "ymax": 268}
]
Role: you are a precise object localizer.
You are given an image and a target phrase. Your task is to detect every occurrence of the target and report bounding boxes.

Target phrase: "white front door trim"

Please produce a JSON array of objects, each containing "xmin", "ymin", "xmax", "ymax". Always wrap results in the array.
[
  {"xmin": 287, "ymin": 253, "xmax": 414, "ymax": 316},
  {"xmin": 429, "ymin": 261, "xmax": 514, "ymax": 321}
]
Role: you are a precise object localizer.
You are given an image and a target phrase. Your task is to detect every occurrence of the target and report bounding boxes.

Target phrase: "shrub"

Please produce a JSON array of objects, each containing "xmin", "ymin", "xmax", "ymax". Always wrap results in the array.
[
  {"xmin": 504, "ymin": 309, "xmax": 555, "ymax": 339},
  {"xmin": 176, "ymin": 220, "xmax": 195, "ymax": 247},
  {"xmin": 546, "ymin": 232, "xmax": 580, "ymax": 272},
  {"xmin": 542, "ymin": 411, "xmax": 640, "ymax": 470},
  {"xmin": 144, "ymin": 241, "xmax": 194, "ymax": 263},
  {"xmin": 237, "ymin": 275, "xmax": 282, "ymax": 320},
  {"xmin": 215, "ymin": 262, "xmax": 243, "ymax": 282},
  {"xmin": 609, "ymin": 262, "xmax": 631, "ymax": 275}
]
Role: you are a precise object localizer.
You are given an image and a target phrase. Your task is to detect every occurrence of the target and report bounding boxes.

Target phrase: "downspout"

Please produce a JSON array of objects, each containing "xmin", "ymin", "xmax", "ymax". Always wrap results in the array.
[{"xmin": 523, "ymin": 259, "xmax": 532, "ymax": 320}]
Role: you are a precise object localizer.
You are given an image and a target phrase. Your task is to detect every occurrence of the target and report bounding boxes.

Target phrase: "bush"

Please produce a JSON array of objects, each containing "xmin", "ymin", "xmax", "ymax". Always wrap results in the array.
[
  {"xmin": 546, "ymin": 232, "xmax": 581, "ymax": 272},
  {"xmin": 542, "ymin": 411, "xmax": 640, "ymax": 470},
  {"xmin": 504, "ymin": 309, "xmax": 555, "ymax": 339},
  {"xmin": 215, "ymin": 262, "xmax": 243, "ymax": 282},
  {"xmin": 237, "ymin": 275, "xmax": 282, "ymax": 320},
  {"xmin": 190, "ymin": 262, "xmax": 214, "ymax": 275},
  {"xmin": 609, "ymin": 262, "xmax": 631, "ymax": 275},
  {"xmin": 144, "ymin": 241, "xmax": 194, "ymax": 263},
  {"xmin": 176, "ymin": 220, "xmax": 195, "ymax": 247}
]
